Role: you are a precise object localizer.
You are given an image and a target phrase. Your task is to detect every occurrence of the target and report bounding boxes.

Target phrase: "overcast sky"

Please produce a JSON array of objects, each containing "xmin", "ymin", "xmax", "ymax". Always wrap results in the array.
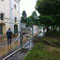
[{"xmin": 20, "ymin": 0, "xmax": 37, "ymax": 17}]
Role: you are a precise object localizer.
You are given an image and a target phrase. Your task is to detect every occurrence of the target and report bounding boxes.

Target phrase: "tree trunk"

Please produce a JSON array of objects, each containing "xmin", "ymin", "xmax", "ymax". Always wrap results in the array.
[{"xmin": 46, "ymin": 27, "xmax": 49, "ymax": 32}]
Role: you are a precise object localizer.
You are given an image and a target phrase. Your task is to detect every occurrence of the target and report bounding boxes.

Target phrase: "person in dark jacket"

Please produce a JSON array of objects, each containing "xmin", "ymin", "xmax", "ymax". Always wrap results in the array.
[{"xmin": 6, "ymin": 28, "xmax": 12, "ymax": 45}]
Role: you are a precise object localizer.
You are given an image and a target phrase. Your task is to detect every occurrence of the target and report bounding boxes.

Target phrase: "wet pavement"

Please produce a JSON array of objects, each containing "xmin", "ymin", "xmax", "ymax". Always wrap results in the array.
[
  {"xmin": 0, "ymin": 33, "xmax": 44, "ymax": 47},
  {"xmin": 38, "ymin": 32, "xmax": 45, "ymax": 37},
  {"xmin": 4, "ymin": 40, "xmax": 34, "ymax": 60},
  {"xmin": 0, "ymin": 34, "xmax": 33, "ymax": 59},
  {"xmin": 0, "ymin": 37, "xmax": 20, "ymax": 47},
  {"xmin": 0, "ymin": 33, "xmax": 44, "ymax": 60}
]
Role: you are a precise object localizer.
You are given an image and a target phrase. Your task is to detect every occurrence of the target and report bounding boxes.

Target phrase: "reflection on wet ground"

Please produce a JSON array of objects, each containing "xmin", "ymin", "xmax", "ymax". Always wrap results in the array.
[
  {"xmin": 0, "ymin": 33, "xmax": 43, "ymax": 60},
  {"xmin": 0, "ymin": 34, "xmax": 33, "ymax": 59},
  {"xmin": 0, "ymin": 37, "xmax": 19, "ymax": 46},
  {"xmin": 0, "ymin": 38, "xmax": 7, "ymax": 42},
  {"xmin": 0, "ymin": 38, "xmax": 7, "ymax": 46},
  {"xmin": 6, "ymin": 40, "xmax": 34, "ymax": 60}
]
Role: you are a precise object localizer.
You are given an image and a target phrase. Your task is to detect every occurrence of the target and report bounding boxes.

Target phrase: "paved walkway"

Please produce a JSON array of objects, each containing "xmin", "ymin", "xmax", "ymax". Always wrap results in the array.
[
  {"xmin": 0, "ymin": 34, "xmax": 20, "ymax": 47},
  {"xmin": 0, "ymin": 33, "xmax": 44, "ymax": 60},
  {"xmin": 0, "ymin": 33, "xmax": 44, "ymax": 47},
  {"xmin": 0, "ymin": 37, "xmax": 20, "ymax": 47},
  {"xmin": 0, "ymin": 33, "xmax": 33, "ymax": 59},
  {"xmin": 3, "ymin": 39, "xmax": 34, "ymax": 60}
]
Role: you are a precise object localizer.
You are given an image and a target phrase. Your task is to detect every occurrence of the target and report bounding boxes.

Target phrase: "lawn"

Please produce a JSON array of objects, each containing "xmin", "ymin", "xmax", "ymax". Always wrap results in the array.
[
  {"xmin": 42, "ymin": 36, "xmax": 60, "ymax": 42},
  {"xmin": 23, "ymin": 38, "xmax": 60, "ymax": 60}
]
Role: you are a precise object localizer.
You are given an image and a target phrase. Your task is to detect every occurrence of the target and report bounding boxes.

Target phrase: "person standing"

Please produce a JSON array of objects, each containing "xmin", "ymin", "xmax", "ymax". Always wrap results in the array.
[{"xmin": 6, "ymin": 28, "xmax": 12, "ymax": 45}]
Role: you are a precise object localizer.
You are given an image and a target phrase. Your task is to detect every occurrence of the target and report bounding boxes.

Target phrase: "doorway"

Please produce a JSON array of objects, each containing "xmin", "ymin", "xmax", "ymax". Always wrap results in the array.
[
  {"xmin": 14, "ymin": 24, "xmax": 18, "ymax": 33},
  {"xmin": 0, "ymin": 24, "xmax": 3, "ymax": 34}
]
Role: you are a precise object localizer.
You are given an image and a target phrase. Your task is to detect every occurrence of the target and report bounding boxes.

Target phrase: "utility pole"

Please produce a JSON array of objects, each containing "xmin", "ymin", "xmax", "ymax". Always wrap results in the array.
[{"xmin": 9, "ymin": 0, "xmax": 13, "ymax": 32}]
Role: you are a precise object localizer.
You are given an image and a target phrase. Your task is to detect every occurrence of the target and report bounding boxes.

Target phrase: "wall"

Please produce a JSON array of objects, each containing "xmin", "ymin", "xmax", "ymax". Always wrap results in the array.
[
  {"xmin": 33, "ymin": 25, "xmax": 39, "ymax": 36},
  {"xmin": 0, "ymin": 0, "xmax": 20, "ymax": 34}
]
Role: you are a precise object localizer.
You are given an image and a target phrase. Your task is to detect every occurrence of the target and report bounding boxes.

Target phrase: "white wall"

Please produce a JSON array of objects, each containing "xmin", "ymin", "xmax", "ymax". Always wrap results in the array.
[
  {"xmin": 33, "ymin": 25, "xmax": 39, "ymax": 36},
  {"xmin": 0, "ymin": 0, "xmax": 10, "ymax": 18},
  {"xmin": 12, "ymin": 0, "xmax": 20, "ymax": 21},
  {"xmin": 0, "ymin": 0, "xmax": 20, "ymax": 34}
]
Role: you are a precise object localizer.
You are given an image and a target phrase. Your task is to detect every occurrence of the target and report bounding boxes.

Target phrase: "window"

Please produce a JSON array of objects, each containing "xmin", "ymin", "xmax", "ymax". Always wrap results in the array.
[
  {"xmin": 15, "ymin": 17, "xmax": 17, "ymax": 22},
  {"xmin": 0, "ymin": 13, "xmax": 4, "ymax": 20},
  {"xmin": 14, "ymin": 5, "xmax": 16, "ymax": 9}
]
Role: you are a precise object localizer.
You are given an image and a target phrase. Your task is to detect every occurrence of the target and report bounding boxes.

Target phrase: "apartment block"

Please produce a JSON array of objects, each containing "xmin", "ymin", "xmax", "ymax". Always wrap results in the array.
[{"xmin": 0, "ymin": 0, "xmax": 20, "ymax": 34}]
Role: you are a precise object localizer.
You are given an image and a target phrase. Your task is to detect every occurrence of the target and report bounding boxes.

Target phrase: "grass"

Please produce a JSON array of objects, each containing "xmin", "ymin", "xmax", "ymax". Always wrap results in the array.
[
  {"xmin": 23, "ymin": 42, "xmax": 60, "ymax": 60},
  {"xmin": 42, "ymin": 36, "xmax": 60, "ymax": 42},
  {"xmin": 23, "ymin": 35, "xmax": 60, "ymax": 60}
]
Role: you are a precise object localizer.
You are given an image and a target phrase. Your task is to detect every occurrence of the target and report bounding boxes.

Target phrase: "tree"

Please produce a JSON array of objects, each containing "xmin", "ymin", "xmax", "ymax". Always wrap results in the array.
[
  {"xmin": 30, "ymin": 11, "xmax": 40, "ymax": 25},
  {"xmin": 21, "ymin": 10, "xmax": 27, "ymax": 23},
  {"xmin": 26, "ymin": 11, "xmax": 40, "ymax": 27},
  {"xmin": 36, "ymin": 0, "xmax": 60, "ymax": 31},
  {"xmin": 26, "ymin": 16, "xmax": 34, "ymax": 27},
  {"xmin": 40, "ymin": 15, "xmax": 53, "ymax": 31}
]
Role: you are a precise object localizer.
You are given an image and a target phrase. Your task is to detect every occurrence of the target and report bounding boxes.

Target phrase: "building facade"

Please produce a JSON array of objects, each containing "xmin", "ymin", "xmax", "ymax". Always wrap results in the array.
[{"xmin": 0, "ymin": 0, "xmax": 20, "ymax": 34}]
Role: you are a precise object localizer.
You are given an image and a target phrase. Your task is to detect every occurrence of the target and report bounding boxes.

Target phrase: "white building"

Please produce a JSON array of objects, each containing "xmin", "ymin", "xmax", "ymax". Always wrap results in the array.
[{"xmin": 0, "ymin": 0, "xmax": 20, "ymax": 34}]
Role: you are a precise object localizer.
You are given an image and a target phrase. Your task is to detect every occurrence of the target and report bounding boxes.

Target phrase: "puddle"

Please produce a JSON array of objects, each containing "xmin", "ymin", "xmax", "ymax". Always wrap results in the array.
[{"xmin": 25, "ymin": 42, "xmax": 34, "ymax": 50}]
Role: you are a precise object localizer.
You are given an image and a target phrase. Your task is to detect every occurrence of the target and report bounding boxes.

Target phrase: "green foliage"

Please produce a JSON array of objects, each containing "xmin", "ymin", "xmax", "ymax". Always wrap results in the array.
[
  {"xmin": 26, "ymin": 11, "xmax": 40, "ymax": 26},
  {"xmin": 21, "ymin": 10, "xmax": 27, "ymax": 23},
  {"xmin": 30, "ymin": 11, "xmax": 40, "ymax": 25},
  {"xmin": 26, "ymin": 16, "xmax": 34, "ymax": 27},
  {"xmin": 40, "ymin": 15, "xmax": 53, "ymax": 27},
  {"xmin": 36, "ymin": 0, "xmax": 60, "ymax": 15},
  {"xmin": 36, "ymin": 0, "xmax": 60, "ymax": 29}
]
